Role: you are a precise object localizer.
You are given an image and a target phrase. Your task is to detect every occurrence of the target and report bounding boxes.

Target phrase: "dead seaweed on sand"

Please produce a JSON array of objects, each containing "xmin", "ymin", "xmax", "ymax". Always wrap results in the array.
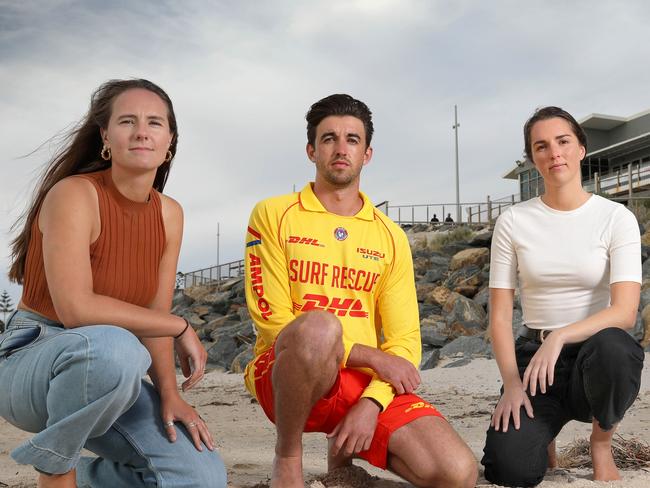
[{"xmin": 558, "ymin": 434, "xmax": 650, "ymax": 469}]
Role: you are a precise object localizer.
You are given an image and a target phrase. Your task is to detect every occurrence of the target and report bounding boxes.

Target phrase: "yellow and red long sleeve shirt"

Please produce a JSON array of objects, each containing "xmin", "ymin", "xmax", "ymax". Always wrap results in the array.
[{"xmin": 243, "ymin": 183, "xmax": 421, "ymax": 410}]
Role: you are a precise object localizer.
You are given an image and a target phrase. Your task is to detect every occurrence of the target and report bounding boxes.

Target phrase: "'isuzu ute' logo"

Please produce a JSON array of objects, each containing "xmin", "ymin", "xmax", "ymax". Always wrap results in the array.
[
  {"xmin": 357, "ymin": 247, "xmax": 385, "ymax": 261},
  {"xmin": 294, "ymin": 293, "xmax": 368, "ymax": 318},
  {"xmin": 334, "ymin": 227, "xmax": 348, "ymax": 241}
]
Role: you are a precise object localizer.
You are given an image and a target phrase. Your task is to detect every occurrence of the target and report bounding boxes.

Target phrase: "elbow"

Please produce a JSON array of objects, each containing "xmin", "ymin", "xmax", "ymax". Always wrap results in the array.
[
  {"xmin": 52, "ymin": 294, "xmax": 94, "ymax": 328},
  {"xmin": 55, "ymin": 307, "xmax": 84, "ymax": 328},
  {"xmin": 617, "ymin": 307, "xmax": 638, "ymax": 330},
  {"xmin": 623, "ymin": 311, "xmax": 639, "ymax": 330}
]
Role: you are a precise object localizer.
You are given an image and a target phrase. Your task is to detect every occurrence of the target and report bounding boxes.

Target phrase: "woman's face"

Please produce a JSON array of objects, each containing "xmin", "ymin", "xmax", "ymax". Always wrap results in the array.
[
  {"xmin": 100, "ymin": 88, "xmax": 173, "ymax": 173},
  {"xmin": 529, "ymin": 117, "xmax": 586, "ymax": 190}
]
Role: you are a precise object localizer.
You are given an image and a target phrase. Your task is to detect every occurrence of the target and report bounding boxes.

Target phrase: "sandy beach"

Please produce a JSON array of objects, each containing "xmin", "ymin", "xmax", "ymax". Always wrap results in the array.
[{"xmin": 1, "ymin": 355, "xmax": 649, "ymax": 487}]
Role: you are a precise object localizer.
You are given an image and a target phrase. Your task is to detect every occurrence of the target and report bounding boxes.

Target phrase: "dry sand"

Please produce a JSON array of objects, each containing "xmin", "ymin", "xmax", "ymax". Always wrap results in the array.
[{"xmin": 1, "ymin": 354, "xmax": 649, "ymax": 487}]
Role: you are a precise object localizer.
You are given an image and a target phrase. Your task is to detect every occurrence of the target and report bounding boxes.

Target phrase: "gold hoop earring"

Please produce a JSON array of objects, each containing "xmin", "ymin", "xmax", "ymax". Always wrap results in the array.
[
  {"xmin": 101, "ymin": 145, "xmax": 111, "ymax": 161},
  {"xmin": 165, "ymin": 150, "xmax": 173, "ymax": 163}
]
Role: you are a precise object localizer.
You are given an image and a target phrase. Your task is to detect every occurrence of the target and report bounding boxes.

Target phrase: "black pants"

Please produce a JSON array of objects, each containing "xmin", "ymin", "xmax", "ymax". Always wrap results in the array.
[{"xmin": 481, "ymin": 327, "xmax": 644, "ymax": 487}]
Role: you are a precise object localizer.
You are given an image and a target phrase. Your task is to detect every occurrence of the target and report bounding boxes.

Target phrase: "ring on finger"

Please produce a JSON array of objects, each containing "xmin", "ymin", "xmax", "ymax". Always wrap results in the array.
[
  {"xmin": 164, "ymin": 421, "xmax": 174, "ymax": 428},
  {"xmin": 188, "ymin": 421, "xmax": 197, "ymax": 428}
]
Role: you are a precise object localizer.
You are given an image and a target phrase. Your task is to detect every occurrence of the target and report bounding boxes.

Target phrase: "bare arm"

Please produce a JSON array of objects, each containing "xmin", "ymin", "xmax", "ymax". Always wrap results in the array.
[
  {"xmin": 490, "ymin": 288, "xmax": 518, "ymax": 388},
  {"xmin": 141, "ymin": 194, "xmax": 206, "ymax": 392},
  {"xmin": 141, "ymin": 195, "xmax": 212, "ymax": 451},
  {"xmin": 490, "ymin": 288, "xmax": 534, "ymax": 431}
]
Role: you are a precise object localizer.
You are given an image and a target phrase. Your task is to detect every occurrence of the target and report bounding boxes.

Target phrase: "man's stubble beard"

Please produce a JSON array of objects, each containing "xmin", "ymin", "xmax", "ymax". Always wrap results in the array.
[{"xmin": 321, "ymin": 166, "xmax": 362, "ymax": 189}]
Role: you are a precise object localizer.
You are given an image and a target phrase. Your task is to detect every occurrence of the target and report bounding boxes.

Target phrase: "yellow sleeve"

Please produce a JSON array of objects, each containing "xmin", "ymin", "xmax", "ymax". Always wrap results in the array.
[
  {"xmin": 245, "ymin": 200, "xmax": 296, "ymax": 353},
  {"xmin": 360, "ymin": 229, "xmax": 421, "ymax": 410}
]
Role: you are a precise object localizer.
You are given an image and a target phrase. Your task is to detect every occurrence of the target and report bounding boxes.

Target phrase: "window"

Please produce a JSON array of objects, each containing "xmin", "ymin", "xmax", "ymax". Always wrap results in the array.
[{"xmin": 520, "ymin": 169, "xmax": 543, "ymax": 201}]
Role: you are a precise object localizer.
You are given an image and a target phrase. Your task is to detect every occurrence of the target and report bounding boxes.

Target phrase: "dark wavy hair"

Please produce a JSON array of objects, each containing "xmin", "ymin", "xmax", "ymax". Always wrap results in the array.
[
  {"xmin": 9, "ymin": 78, "xmax": 178, "ymax": 283},
  {"xmin": 524, "ymin": 106, "xmax": 587, "ymax": 161},
  {"xmin": 306, "ymin": 94, "xmax": 374, "ymax": 148}
]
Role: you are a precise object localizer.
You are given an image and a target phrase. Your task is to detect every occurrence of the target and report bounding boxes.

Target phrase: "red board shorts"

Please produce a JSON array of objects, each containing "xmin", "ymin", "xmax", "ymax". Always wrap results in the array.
[{"xmin": 245, "ymin": 345, "xmax": 444, "ymax": 469}]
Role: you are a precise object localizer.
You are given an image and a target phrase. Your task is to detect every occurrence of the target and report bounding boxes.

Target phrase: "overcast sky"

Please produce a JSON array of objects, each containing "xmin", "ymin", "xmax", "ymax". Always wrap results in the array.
[{"xmin": 1, "ymin": 0, "xmax": 650, "ymax": 305}]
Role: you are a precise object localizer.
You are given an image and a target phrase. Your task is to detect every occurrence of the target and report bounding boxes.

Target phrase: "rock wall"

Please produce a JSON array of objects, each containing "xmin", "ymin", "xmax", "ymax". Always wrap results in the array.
[{"xmin": 173, "ymin": 223, "xmax": 650, "ymax": 373}]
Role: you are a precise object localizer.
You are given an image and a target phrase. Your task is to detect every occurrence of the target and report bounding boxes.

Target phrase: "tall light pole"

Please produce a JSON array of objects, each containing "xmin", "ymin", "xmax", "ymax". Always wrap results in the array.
[{"xmin": 453, "ymin": 105, "xmax": 461, "ymax": 223}]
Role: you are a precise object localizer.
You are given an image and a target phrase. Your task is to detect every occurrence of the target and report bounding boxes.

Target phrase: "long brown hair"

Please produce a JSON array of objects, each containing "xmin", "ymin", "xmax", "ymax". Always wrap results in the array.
[{"xmin": 8, "ymin": 79, "xmax": 179, "ymax": 284}]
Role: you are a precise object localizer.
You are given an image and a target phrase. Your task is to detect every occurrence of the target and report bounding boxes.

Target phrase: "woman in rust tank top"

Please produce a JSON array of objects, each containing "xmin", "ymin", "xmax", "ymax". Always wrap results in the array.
[{"xmin": 0, "ymin": 79, "xmax": 226, "ymax": 487}]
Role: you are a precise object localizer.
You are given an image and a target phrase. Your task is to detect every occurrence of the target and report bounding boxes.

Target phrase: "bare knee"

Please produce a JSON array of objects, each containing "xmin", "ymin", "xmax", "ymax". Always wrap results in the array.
[
  {"xmin": 391, "ymin": 417, "xmax": 478, "ymax": 488},
  {"xmin": 440, "ymin": 452, "xmax": 478, "ymax": 488},
  {"xmin": 421, "ymin": 448, "xmax": 477, "ymax": 488},
  {"xmin": 277, "ymin": 311, "xmax": 343, "ymax": 363}
]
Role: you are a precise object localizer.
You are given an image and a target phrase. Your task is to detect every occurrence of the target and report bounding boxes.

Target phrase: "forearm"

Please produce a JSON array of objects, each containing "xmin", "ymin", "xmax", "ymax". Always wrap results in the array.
[
  {"xmin": 55, "ymin": 292, "xmax": 185, "ymax": 337},
  {"xmin": 555, "ymin": 303, "xmax": 637, "ymax": 345},
  {"xmin": 346, "ymin": 343, "xmax": 383, "ymax": 370},
  {"xmin": 347, "ymin": 343, "xmax": 420, "ymax": 409},
  {"xmin": 142, "ymin": 337, "xmax": 179, "ymax": 394},
  {"xmin": 491, "ymin": 319, "xmax": 521, "ymax": 388},
  {"xmin": 347, "ymin": 340, "xmax": 419, "ymax": 368}
]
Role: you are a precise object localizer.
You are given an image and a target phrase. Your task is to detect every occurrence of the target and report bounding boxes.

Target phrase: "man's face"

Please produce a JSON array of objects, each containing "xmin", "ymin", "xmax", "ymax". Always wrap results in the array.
[{"xmin": 307, "ymin": 115, "xmax": 372, "ymax": 188}]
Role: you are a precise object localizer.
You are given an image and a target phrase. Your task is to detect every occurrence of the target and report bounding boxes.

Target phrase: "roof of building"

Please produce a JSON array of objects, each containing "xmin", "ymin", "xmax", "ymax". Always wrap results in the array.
[
  {"xmin": 585, "ymin": 132, "xmax": 650, "ymax": 159},
  {"xmin": 579, "ymin": 108, "xmax": 650, "ymax": 130}
]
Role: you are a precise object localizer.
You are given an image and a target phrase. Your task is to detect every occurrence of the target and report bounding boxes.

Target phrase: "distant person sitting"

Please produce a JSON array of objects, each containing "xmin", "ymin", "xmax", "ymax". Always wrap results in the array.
[
  {"xmin": 430, "ymin": 214, "xmax": 439, "ymax": 223},
  {"xmin": 445, "ymin": 213, "xmax": 454, "ymax": 223}
]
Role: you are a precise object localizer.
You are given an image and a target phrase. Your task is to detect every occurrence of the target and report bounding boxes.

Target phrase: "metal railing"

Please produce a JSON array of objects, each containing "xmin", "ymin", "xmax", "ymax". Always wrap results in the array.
[
  {"xmin": 179, "ymin": 259, "xmax": 244, "ymax": 289},
  {"xmin": 385, "ymin": 202, "xmax": 466, "ymax": 225},
  {"xmin": 466, "ymin": 194, "xmax": 520, "ymax": 224},
  {"xmin": 385, "ymin": 195, "xmax": 519, "ymax": 226}
]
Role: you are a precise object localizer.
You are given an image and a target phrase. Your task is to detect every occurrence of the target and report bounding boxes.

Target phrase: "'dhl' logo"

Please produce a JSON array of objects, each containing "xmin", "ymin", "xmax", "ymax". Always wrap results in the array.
[
  {"xmin": 295, "ymin": 293, "xmax": 368, "ymax": 318},
  {"xmin": 287, "ymin": 236, "xmax": 324, "ymax": 247}
]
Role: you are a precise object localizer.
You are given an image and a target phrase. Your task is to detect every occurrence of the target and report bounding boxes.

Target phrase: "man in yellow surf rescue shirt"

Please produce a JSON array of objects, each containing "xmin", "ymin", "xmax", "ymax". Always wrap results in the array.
[{"xmin": 244, "ymin": 94, "xmax": 477, "ymax": 488}]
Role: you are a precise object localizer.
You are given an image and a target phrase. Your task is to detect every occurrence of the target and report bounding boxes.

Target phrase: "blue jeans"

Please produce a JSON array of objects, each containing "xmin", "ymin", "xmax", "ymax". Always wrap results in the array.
[{"xmin": 0, "ymin": 310, "xmax": 227, "ymax": 487}]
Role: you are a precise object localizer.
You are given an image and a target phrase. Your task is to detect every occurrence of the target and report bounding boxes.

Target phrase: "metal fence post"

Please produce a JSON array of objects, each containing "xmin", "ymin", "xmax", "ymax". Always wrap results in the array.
[{"xmin": 487, "ymin": 195, "xmax": 492, "ymax": 224}]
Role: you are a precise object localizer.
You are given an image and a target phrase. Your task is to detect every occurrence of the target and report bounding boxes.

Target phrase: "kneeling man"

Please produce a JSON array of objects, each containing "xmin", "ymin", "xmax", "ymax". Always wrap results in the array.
[{"xmin": 244, "ymin": 94, "xmax": 477, "ymax": 488}]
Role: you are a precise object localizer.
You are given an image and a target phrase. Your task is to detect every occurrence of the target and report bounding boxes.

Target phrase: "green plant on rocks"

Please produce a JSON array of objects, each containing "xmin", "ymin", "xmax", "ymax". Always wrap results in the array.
[{"xmin": 425, "ymin": 226, "xmax": 474, "ymax": 252}]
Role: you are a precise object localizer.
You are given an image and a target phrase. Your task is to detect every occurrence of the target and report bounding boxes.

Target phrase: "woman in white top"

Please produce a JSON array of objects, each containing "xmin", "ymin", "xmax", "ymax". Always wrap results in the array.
[{"xmin": 481, "ymin": 106, "xmax": 644, "ymax": 487}]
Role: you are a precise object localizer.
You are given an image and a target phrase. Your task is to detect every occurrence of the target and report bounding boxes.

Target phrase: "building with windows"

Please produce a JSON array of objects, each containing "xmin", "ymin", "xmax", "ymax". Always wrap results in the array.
[{"xmin": 504, "ymin": 109, "xmax": 650, "ymax": 201}]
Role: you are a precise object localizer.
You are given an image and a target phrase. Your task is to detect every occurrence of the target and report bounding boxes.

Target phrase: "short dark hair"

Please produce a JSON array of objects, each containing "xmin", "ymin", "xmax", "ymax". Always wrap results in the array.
[
  {"xmin": 306, "ymin": 94, "xmax": 374, "ymax": 147},
  {"xmin": 524, "ymin": 106, "xmax": 587, "ymax": 161}
]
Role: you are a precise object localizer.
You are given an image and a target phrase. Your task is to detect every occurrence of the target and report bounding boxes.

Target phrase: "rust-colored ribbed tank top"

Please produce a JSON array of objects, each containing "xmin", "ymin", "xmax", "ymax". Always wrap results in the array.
[{"xmin": 21, "ymin": 168, "xmax": 166, "ymax": 322}]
